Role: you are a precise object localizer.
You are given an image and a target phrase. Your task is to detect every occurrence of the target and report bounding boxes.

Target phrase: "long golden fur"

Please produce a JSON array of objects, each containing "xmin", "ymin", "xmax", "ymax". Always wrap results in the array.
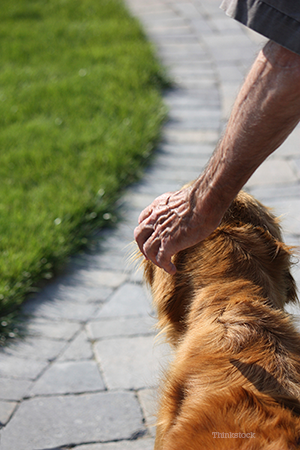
[{"xmin": 142, "ymin": 191, "xmax": 300, "ymax": 449}]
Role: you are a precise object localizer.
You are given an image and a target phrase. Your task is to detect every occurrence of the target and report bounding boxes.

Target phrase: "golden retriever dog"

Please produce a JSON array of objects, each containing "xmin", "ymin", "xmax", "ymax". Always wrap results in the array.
[{"xmin": 142, "ymin": 191, "xmax": 300, "ymax": 450}]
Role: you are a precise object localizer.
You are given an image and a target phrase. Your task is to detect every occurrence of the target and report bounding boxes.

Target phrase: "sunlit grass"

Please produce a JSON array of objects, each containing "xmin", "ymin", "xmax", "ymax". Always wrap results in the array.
[{"xmin": 0, "ymin": 0, "xmax": 168, "ymax": 344}]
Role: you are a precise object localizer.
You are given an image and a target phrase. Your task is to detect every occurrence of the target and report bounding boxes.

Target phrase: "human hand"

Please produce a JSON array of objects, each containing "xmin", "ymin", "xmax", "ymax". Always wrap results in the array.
[{"xmin": 134, "ymin": 183, "xmax": 221, "ymax": 274}]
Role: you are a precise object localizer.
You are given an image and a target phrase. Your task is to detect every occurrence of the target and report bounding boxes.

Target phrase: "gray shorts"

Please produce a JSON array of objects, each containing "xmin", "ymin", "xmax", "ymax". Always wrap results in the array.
[{"xmin": 220, "ymin": 0, "xmax": 300, "ymax": 56}]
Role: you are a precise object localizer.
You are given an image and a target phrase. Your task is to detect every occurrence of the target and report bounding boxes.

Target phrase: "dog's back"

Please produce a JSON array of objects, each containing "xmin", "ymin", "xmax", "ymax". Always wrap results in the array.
[{"xmin": 143, "ymin": 191, "xmax": 300, "ymax": 449}]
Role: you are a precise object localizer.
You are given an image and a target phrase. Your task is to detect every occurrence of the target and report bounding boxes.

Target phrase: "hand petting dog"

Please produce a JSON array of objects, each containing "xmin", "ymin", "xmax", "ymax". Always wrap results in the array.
[{"xmin": 134, "ymin": 180, "xmax": 225, "ymax": 275}]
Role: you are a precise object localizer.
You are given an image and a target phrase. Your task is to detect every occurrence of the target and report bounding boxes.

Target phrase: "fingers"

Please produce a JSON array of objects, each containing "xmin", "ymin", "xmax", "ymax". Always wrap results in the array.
[
  {"xmin": 134, "ymin": 221, "xmax": 153, "ymax": 257},
  {"xmin": 134, "ymin": 220, "xmax": 176, "ymax": 273},
  {"xmin": 134, "ymin": 191, "xmax": 182, "ymax": 274},
  {"xmin": 138, "ymin": 192, "xmax": 172, "ymax": 224},
  {"xmin": 143, "ymin": 233, "xmax": 177, "ymax": 275},
  {"xmin": 135, "ymin": 194, "xmax": 170, "ymax": 254},
  {"xmin": 135, "ymin": 216, "xmax": 178, "ymax": 274},
  {"xmin": 138, "ymin": 204, "xmax": 152, "ymax": 225},
  {"xmin": 156, "ymin": 247, "xmax": 177, "ymax": 275}
]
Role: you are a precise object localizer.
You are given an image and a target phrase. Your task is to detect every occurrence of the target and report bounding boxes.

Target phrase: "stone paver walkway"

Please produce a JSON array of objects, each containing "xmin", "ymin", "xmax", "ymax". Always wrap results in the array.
[{"xmin": 1, "ymin": 1, "xmax": 300, "ymax": 449}]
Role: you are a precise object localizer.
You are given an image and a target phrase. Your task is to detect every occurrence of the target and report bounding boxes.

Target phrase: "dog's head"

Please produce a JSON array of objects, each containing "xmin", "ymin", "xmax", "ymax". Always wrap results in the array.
[{"xmin": 142, "ymin": 191, "xmax": 298, "ymax": 344}]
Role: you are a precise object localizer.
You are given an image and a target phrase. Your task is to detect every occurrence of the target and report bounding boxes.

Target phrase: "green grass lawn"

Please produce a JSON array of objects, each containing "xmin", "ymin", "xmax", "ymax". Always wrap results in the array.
[{"xmin": 0, "ymin": 0, "xmax": 168, "ymax": 344}]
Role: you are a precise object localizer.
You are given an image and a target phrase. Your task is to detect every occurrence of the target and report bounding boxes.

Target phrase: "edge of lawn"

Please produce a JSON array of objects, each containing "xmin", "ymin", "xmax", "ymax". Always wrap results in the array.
[{"xmin": 0, "ymin": 2, "xmax": 172, "ymax": 346}]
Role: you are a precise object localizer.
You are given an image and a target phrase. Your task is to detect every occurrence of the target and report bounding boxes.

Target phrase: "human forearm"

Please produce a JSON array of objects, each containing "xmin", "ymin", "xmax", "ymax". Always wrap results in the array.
[
  {"xmin": 135, "ymin": 41, "xmax": 300, "ymax": 274},
  {"xmin": 193, "ymin": 41, "xmax": 300, "ymax": 214}
]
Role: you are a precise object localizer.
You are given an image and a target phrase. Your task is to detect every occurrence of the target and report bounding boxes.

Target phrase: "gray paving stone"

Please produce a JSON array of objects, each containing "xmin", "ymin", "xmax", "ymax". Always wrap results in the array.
[
  {"xmin": 158, "ymin": 50, "xmax": 210, "ymax": 63},
  {"xmin": 275, "ymin": 126, "xmax": 300, "ymax": 157},
  {"xmin": 138, "ymin": 12, "xmax": 179, "ymax": 23},
  {"xmin": 160, "ymin": 142, "xmax": 214, "ymax": 157},
  {"xmin": 209, "ymin": 45, "xmax": 256, "ymax": 63},
  {"xmin": 130, "ymin": 269, "xmax": 145, "ymax": 286},
  {"xmin": 148, "ymin": 151, "xmax": 207, "ymax": 169},
  {"xmin": 74, "ymin": 269, "xmax": 127, "ymax": 288},
  {"xmin": 121, "ymin": 191, "xmax": 159, "ymax": 212},
  {"xmin": 87, "ymin": 316, "xmax": 156, "ymax": 340},
  {"xmin": 200, "ymin": 0, "xmax": 232, "ymax": 16},
  {"xmin": 148, "ymin": 158, "xmax": 208, "ymax": 176},
  {"xmin": 291, "ymin": 262, "xmax": 300, "ymax": 291},
  {"xmin": 210, "ymin": 15, "xmax": 244, "ymax": 33},
  {"xmin": 245, "ymin": 159, "xmax": 298, "ymax": 188},
  {"xmin": 163, "ymin": 90, "xmax": 220, "ymax": 109},
  {"xmin": 169, "ymin": 67, "xmax": 216, "ymax": 80},
  {"xmin": 0, "ymin": 401, "xmax": 17, "ymax": 426},
  {"xmin": 248, "ymin": 184, "xmax": 300, "ymax": 202},
  {"xmin": 33, "ymin": 281, "xmax": 113, "ymax": 304},
  {"xmin": 119, "ymin": 211, "xmax": 142, "ymax": 233},
  {"xmin": 0, "ymin": 392, "xmax": 144, "ymax": 450},
  {"xmin": 168, "ymin": 107, "xmax": 220, "ymax": 125},
  {"xmin": 144, "ymin": 165, "xmax": 204, "ymax": 182},
  {"xmin": 127, "ymin": 1, "xmax": 169, "ymax": 14},
  {"xmin": 58, "ymin": 330, "xmax": 93, "ymax": 361},
  {"xmin": 151, "ymin": 34, "xmax": 200, "ymax": 44},
  {"xmin": 26, "ymin": 318, "xmax": 81, "ymax": 340},
  {"xmin": 30, "ymin": 360, "xmax": 105, "ymax": 396},
  {"xmin": 167, "ymin": 117, "xmax": 220, "ymax": 130},
  {"xmin": 96, "ymin": 232, "xmax": 133, "ymax": 254},
  {"xmin": 172, "ymin": 2, "xmax": 202, "ymax": 18},
  {"xmin": 22, "ymin": 297, "xmax": 99, "ymax": 322},
  {"xmin": 73, "ymin": 439, "xmax": 155, "ymax": 450},
  {"xmin": 72, "ymin": 253, "xmax": 131, "ymax": 274},
  {"xmin": 95, "ymin": 283, "xmax": 152, "ymax": 319},
  {"xmin": 162, "ymin": 128, "xmax": 219, "ymax": 144},
  {"xmin": 190, "ymin": 17, "xmax": 214, "ymax": 34},
  {"xmin": 108, "ymin": 222, "xmax": 135, "ymax": 242},
  {"xmin": 94, "ymin": 336, "xmax": 171, "ymax": 389},
  {"xmin": 135, "ymin": 17, "xmax": 187, "ymax": 29},
  {"xmin": 293, "ymin": 158, "xmax": 300, "ymax": 177},
  {"xmin": 238, "ymin": 56, "xmax": 258, "ymax": 76},
  {"xmin": 104, "ymin": 226, "xmax": 134, "ymax": 249},
  {"xmin": 2, "ymin": 337, "xmax": 66, "ymax": 361},
  {"xmin": 264, "ymin": 198, "xmax": 300, "ymax": 236},
  {"xmin": 146, "ymin": 24, "xmax": 191, "ymax": 36},
  {"xmin": 0, "ymin": 354, "xmax": 47, "ymax": 380},
  {"xmin": 166, "ymin": 87, "xmax": 219, "ymax": 103},
  {"xmin": 173, "ymin": 77, "xmax": 218, "ymax": 90},
  {"xmin": 203, "ymin": 31, "xmax": 253, "ymax": 49},
  {"xmin": 0, "ymin": 378, "xmax": 32, "ymax": 401},
  {"xmin": 159, "ymin": 41, "xmax": 206, "ymax": 56},
  {"xmin": 283, "ymin": 235, "xmax": 300, "ymax": 247},
  {"xmin": 243, "ymin": 25, "xmax": 268, "ymax": 46},
  {"xmin": 134, "ymin": 178, "xmax": 182, "ymax": 195},
  {"xmin": 219, "ymin": 78, "xmax": 242, "ymax": 107},
  {"xmin": 220, "ymin": 81, "xmax": 240, "ymax": 119},
  {"xmin": 99, "ymin": 224, "xmax": 133, "ymax": 243},
  {"xmin": 170, "ymin": 64, "xmax": 216, "ymax": 76},
  {"xmin": 167, "ymin": 59, "xmax": 214, "ymax": 70},
  {"xmin": 138, "ymin": 388, "xmax": 158, "ymax": 437},
  {"xmin": 216, "ymin": 63, "xmax": 245, "ymax": 83}
]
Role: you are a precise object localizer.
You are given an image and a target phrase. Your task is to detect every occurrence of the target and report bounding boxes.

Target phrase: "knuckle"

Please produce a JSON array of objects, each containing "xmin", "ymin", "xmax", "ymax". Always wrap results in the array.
[
  {"xmin": 156, "ymin": 249, "xmax": 168, "ymax": 266},
  {"xmin": 133, "ymin": 225, "xmax": 140, "ymax": 241}
]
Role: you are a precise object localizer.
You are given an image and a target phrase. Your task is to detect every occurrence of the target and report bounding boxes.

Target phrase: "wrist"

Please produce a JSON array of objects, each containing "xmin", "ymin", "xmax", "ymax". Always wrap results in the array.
[{"xmin": 189, "ymin": 174, "xmax": 234, "ymax": 233}]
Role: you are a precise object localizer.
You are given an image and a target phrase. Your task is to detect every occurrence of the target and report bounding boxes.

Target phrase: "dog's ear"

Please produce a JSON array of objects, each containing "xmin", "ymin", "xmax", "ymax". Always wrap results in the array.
[
  {"xmin": 222, "ymin": 191, "xmax": 282, "ymax": 242},
  {"xmin": 219, "ymin": 224, "xmax": 298, "ymax": 308}
]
